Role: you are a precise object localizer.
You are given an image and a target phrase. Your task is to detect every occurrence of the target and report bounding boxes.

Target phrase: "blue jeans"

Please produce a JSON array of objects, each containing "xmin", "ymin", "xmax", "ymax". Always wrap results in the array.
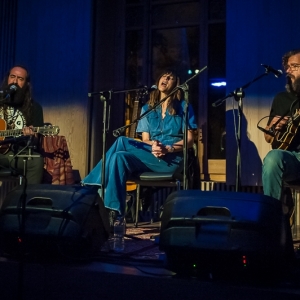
[
  {"xmin": 262, "ymin": 149, "xmax": 300, "ymax": 200},
  {"xmin": 82, "ymin": 136, "xmax": 183, "ymax": 214}
]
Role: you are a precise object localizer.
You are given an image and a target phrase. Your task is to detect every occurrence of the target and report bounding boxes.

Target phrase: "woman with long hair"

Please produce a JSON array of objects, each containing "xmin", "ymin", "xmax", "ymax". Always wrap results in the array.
[{"xmin": 82, "ymin": 70, "xmax": 197, "ymax": 217}]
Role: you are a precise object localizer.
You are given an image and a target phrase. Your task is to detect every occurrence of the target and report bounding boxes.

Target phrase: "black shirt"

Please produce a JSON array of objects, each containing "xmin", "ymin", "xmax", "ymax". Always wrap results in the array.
[
  {"xmin": 31, "ymin": 100, "xmax": 44, "ymax": 126},
  {"xmin": 268, "ymin": 91, "xmax": 300, "ymax": 151}
]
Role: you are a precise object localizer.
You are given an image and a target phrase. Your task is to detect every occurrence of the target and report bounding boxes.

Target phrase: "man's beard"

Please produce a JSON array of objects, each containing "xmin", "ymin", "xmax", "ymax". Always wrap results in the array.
[{"xmin": 1, "ymin": 82, "xmax": 28, "ymax": 106}]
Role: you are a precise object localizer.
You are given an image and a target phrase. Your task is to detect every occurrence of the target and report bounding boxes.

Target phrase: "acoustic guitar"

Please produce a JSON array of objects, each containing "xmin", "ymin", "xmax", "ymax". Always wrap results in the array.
[
  {"xmin": 126, "ymin": 92, "xmax": 141, "ymax": 192},
  {"xmin": 271, "ymin": 111, "xmax": 300, "ymax": 150},
  {"xmin": 0, "ymin": 119, "xmax": 60, "ymax": 154}
]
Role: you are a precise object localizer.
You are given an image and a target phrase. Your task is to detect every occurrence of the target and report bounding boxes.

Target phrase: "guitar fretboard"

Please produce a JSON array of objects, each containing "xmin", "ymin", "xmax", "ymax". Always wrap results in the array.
[{"xmin": 0, "ymin": 126, "xmax": 59, "ymax": 137}]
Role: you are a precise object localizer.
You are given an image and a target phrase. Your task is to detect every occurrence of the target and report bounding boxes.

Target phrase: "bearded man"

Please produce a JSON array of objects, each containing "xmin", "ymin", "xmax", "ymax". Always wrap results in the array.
[
  {"xmin": 0, "ymin": 65, "xmax": 44, "ymax": 184},
  {"xmin": 261, "ymin": 49, "xmax": 300, "ymax": 203}
]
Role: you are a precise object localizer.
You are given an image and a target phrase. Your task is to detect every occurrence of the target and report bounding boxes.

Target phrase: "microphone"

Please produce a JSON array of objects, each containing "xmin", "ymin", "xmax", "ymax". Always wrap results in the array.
[
  {"xmin": 141, "ymin": 85, "xmax": 157, "ymax": 93},
  {"xmin": 257, "ymin": 125, "xmax": 275, "ymax": 137},
  {"xmin": 113, "ymin": 128, "xmax": 124, "ymax": 137},
  {"xmin": 261, "ymin": 64, "xmax": 283, "ymax": 78},
  {"xmin": 0, "ymin": 84, "xmax": 18, "ymax": 100}
]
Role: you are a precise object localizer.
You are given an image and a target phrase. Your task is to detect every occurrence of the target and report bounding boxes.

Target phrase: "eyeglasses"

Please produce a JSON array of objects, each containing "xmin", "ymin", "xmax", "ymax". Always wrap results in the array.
[{"xmin": 284, "ymin": 64, "xmax": 300, "ymax": 72}]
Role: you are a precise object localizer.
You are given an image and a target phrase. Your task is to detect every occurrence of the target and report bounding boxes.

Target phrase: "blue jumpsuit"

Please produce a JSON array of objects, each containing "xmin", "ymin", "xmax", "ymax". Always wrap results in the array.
[{"xmin": 82, "ymin": 100, "xmax": 197, "ymax": 214}]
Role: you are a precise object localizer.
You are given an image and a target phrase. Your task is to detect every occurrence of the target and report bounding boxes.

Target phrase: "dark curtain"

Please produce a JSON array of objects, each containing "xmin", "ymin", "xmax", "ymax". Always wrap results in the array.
[
  {"xmin": 0, "ymin": 0, "xmax": 18, "ymax": 78},
  {"xmin": 88, "ymin": 0, "xmax": 126, "ymax": 170}
]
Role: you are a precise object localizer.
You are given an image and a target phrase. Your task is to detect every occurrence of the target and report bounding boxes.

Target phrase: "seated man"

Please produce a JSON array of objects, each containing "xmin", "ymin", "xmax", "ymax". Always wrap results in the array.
[
  {"xmin": 262, "ymin": 49, "xmax": 300, "ymax": 219},
  {"xmin": 0, "ymin": 65, "xmax": 44, "ymax": 184}
]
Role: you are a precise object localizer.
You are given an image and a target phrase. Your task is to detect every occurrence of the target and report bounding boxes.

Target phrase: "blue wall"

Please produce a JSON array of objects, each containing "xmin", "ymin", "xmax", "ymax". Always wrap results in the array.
[
  {"xmin": 14, "ymin": 0, "xmax": 93, "ymax": 108},
  {"xmin": 226, "ymin": 0, "xmax": 300, "ymax": 186},
  {"xmin": 7, "ymin": 0, "xmax": 95, "ymax": 177}
]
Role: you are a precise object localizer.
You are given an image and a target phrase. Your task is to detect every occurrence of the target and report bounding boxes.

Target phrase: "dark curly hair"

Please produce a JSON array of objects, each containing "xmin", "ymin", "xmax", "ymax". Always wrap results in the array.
[
  {"xmin": 147, "ymin": 70, "xmax": 183, "ymax": 115},
  {"xmin": 281, "ymin": 49, "xmax": 300, "ymax": 94},
  {"xmin": 1, "ymin": 65, "xmax": 33, "ymax": 125},
  {"xmin": 282, "ymin": 49, "xmax": 300, "ymax": 70}
]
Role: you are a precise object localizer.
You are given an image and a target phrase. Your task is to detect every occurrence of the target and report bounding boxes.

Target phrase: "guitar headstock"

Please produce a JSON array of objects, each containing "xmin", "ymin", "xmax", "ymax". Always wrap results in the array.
[{"xmin": 39, "ymin": 125, "xmax": 60, "ymax": 136}]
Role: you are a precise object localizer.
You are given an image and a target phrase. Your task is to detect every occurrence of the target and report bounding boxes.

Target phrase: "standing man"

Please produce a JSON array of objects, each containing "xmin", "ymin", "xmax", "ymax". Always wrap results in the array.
[{"xmin": 0, "ymin": 65, "xmax": 44, "ymax": 184}]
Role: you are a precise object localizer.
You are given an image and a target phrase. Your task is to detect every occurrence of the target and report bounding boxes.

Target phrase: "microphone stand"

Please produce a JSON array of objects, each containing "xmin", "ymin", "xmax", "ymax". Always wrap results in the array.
[
  {"xmin": 4, "ymin": 136, "xmax": 41, "ymax": 299},
  {"xmin": 100, "ymin": 91, "xmax": 111, "ymax": 202},
  {"xmin": 113, "ymin": 66, "xmax": 207, "ymax": 190},
  {"xmin": 88, "ymin": 86, "xmax": 153, "ymax": 202},
  {"xmin": 212, "ymin": 68, "xmax": 273, "ymax": 192},
  {"xmin": 181, "ymin": 83, "xmax": 189, "ymax": 189},
  {"xmin": 112, "ymin": 88, "xmax": 181, "ymax": 137}
]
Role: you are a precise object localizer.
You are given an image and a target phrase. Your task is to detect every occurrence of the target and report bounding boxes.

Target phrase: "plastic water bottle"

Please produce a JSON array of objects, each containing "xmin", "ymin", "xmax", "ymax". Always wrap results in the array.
[{"xmin": 113, "ymin": 216, "xmax": 125, "ymax": 252}]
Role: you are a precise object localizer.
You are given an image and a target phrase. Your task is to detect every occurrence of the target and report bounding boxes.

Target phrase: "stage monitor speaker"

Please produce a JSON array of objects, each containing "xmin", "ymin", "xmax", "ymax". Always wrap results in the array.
[
  {"xmin": 0, "ymin": 184, "xmax": 110, "ymax": 258},
  {"xmin": 159, "ymin": 190, "xmax": 295, "ymax": 278}
]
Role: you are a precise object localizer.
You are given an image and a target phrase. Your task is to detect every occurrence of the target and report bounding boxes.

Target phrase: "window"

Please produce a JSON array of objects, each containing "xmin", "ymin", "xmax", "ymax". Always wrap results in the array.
[{"xmin": 125, "ymin": 0, "xmax": 226, "ymax": 160}]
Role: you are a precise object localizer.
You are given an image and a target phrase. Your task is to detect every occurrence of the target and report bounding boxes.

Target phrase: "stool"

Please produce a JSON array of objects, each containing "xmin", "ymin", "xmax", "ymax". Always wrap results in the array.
[
  {"xmin": 284, "ymin": 181, "xmax": 300, "ymax": 241},
  {"xmin": 131, "ymin": 171, "xmax": 184, "ymax": 227}
]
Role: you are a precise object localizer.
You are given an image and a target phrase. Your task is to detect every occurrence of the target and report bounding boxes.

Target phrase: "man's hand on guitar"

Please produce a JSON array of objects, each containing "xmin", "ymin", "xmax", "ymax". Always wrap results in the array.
[
  {"xmin": 22, "ymin": 126, "xmax": 35, "ymax": 136},
  {"xmin": 269, "ymin": 115, "xmax": 289, "ymax": 131},
  {"xmin": 264, "ymin": 115, "xmax": 289, "ymax": 144}
]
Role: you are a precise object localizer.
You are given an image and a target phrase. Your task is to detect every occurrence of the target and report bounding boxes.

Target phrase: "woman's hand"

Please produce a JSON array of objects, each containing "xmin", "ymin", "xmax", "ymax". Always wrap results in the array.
[{"xmin": 151, "ymin": 141, "xmax": 168, "ymax": 158}]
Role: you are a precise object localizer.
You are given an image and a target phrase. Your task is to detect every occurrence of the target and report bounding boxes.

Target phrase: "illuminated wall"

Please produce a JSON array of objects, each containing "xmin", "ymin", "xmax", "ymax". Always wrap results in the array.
[
  {"xmin": 6, "ymin": 0, "xmax": 94, "ymax": 178},
  {"xmin": 226, "ymin": 0, "xmax": 300, "ymax": 186}
]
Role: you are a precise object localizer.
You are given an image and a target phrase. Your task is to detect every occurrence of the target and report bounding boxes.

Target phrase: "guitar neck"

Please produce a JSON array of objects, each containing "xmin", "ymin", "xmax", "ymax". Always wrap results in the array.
[{"xmin": 0, "ymin": 126, "xmax": 55, "ymax": 137}]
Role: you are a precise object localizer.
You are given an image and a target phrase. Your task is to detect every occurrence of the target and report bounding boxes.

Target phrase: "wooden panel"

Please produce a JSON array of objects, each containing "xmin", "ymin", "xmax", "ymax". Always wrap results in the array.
[
  {"xmin": 199, "ymin": 159, "xmax": 226, "ymax": 182},
  {"xmin": 208, "ymin": 159, "xmax": 226, "ymax": 174},
  {"xmin": 197, "ymin": 126, "xmax": 226, "ymax": 182},
  {"xmin": 205, "ymin": 174, "xmax": 226, "ymax": 182}
]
